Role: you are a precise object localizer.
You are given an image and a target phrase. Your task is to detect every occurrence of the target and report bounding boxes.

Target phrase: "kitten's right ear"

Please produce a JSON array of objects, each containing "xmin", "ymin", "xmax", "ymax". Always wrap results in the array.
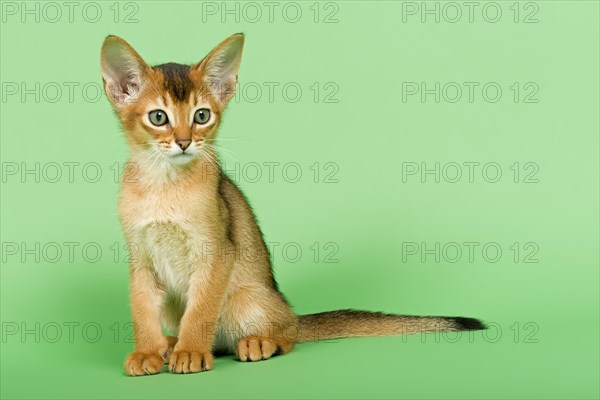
[{"xmin": 100, "ymin": 35, "xmax": 149, "ymax": 106}]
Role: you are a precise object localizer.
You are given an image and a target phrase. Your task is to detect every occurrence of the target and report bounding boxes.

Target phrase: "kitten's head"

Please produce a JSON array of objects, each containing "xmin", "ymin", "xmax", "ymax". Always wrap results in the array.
[{"xmin": 100, "ymin": 34, "xmax": 244, "ymax": 166}]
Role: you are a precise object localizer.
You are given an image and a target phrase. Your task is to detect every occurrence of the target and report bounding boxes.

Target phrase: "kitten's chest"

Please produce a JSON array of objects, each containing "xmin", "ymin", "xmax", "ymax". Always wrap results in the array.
[
  {"xmin": 121, "ymin": 185, "xmax": 215, "ymax": 294},
  {"xmin": 142, "ymin": 221, "xmax": 198, "ymax": 294}
]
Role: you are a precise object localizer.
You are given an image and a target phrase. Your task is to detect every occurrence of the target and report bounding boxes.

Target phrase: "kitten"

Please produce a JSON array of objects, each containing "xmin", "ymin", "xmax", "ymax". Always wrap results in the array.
[{"xmin": 100, "ymin": 33, "xmax": 485, "ymax": 376}]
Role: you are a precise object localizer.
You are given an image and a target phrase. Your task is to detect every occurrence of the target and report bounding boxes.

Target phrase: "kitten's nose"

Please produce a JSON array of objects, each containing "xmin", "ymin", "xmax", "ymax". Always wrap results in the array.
[{"xmin": 175, "ymin": 138, "xmax": 191, "ymax": 151}]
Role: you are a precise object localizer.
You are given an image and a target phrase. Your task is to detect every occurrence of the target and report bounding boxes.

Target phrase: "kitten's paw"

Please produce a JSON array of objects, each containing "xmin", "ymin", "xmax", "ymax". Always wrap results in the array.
[
  {"xmin": 124, "ymin": 352, "xmax": 164, "ymax": 376},
  {"xmin": 236, "ymin": 336, "xmax": 281, "ymax": 362},
  {"xmin": 168, "ymin": 350, "xmax": 213, "ymax": 374}
]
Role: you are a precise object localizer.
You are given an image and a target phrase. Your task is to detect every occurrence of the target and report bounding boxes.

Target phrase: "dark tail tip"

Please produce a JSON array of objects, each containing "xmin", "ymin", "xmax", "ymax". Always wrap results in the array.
[{"xmin": 451, "ymin": 317, "xmax": 486, "ymax": 331}]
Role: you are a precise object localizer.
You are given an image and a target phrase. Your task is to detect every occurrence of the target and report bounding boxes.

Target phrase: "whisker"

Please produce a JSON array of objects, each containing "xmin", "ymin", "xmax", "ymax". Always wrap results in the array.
[
  {"xmin": 199, "ymin": 146, "xmax": 218, "ymax": 165},
  {"xmin": 206, "ymin": 143, "xmax": 240, "ymax": 163}
]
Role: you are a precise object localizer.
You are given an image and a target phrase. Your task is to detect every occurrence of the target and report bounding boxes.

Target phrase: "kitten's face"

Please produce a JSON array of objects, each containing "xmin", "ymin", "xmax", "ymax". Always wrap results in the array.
[
  {"xmin": 100, "ymin": 34, "xmax": 244, "ymax": 167},
  {"xmin": 113, "ymin": 63, "xmax": 222, "ymax": 166}
]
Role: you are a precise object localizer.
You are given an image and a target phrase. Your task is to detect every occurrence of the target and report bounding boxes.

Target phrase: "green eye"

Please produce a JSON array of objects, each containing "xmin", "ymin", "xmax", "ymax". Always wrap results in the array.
[
  {"xmin": 148, "ymin": 110, "xmax": 168, "ymax": 126},
  {"xmin": 194, "ymin": 108, "xmax": 211, "ymax": 125}
]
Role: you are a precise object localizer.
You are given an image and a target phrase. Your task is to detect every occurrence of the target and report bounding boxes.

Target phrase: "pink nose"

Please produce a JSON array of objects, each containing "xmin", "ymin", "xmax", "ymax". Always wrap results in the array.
[{"xmin": 176, "ymin": 138, "xmax": 191, "ymax": 151}]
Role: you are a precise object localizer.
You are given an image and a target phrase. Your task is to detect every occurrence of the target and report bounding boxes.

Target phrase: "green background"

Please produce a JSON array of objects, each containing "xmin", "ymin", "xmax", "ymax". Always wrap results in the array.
[{"xmin": 1, "ymin": 1, "xmax": 598, "ymax": 399}]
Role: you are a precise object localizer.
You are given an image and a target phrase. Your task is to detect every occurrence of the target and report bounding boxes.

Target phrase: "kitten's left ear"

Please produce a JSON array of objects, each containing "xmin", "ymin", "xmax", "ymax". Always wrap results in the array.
[
  {"xmin": 195, "ymin": 33, "xmax": 245, "ymax": 105},
  {"xmin": 100, "ymin": 35, "xmax": 150, "ymax": 106}
]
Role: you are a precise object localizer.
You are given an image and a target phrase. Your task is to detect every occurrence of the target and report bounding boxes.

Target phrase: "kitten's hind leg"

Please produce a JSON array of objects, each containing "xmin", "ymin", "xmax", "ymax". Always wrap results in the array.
[
  {"xmin": 219, "ymin": 286, "xmax": 298, "ymax": 361},
  {"xmin": 236, "ymin": 335, "xmax": 293, "ymax": 362}
]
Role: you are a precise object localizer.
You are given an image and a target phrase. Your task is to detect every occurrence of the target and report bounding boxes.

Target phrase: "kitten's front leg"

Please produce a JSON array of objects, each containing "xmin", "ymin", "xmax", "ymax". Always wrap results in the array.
[
  {"xmin": 124, "ymin": 263, "xmax": 168, "ymax": 376},
  {"xmin": 169, "ymin": 246, "xmax": 233, "ymax": 374}
]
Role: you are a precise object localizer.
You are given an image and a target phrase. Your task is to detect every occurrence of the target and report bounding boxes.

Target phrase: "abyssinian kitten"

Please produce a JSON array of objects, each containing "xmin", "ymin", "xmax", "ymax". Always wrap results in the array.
[{"xmin": 100, "ymin": 33, "xmax": 485, "ymax": 376}]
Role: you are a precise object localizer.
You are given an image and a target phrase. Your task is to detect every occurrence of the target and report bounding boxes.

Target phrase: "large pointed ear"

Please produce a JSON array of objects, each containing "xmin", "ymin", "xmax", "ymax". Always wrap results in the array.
[
  {"xmin": 196, "ymin": 33, "xmax": 245, "ymax": 105},
  {"xmin": 100, "ymin": 35, "xmax": 149, "ymax": 106}
]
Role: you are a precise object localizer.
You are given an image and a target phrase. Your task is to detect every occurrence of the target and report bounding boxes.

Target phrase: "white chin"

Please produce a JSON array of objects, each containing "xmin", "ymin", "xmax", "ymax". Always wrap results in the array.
[{"xmin": 169, "ymin": 153, "xmax": 195, "ymax": 165}]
